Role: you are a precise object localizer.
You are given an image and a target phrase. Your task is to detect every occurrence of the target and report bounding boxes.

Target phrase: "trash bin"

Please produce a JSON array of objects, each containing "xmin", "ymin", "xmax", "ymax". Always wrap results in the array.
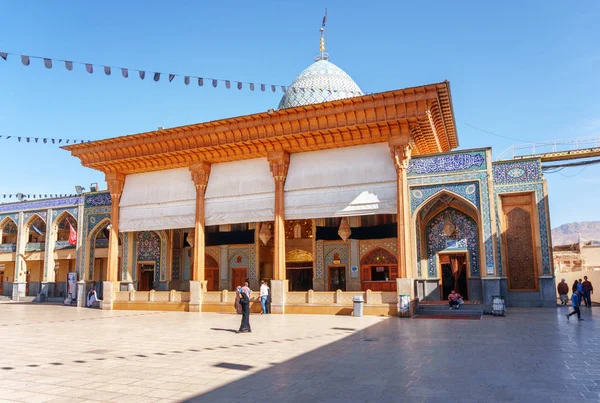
[
  {"xmin": 353, "ymin": 295, "xmax": 364, "ymax": 317},
  {"xmin": 492, "ymin": 295, "xmax": 505, "ymax": 316},
  {"xmin": 399, "ymin": 294, "xmax": 410, "ymax": 316}
]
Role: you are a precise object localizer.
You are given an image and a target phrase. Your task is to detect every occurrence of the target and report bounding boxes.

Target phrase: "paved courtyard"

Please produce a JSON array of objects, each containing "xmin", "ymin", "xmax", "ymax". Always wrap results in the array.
[{"xmin": 0, "ymin": 304, "xmax": 598, "ymax": 403}]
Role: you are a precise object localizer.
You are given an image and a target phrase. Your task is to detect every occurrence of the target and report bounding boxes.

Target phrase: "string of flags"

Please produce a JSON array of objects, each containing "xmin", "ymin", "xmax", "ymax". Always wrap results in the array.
[
  {"xmin": 0, "ymin": 51, "xmax": 364, "ymax": 96},
  {"xmin": 1, "ymin": 194, "xmax": 79, "ymax": 200},
  {"xmin": 0, "ymin": 135, "xmax": 89, "ymax": 144}
]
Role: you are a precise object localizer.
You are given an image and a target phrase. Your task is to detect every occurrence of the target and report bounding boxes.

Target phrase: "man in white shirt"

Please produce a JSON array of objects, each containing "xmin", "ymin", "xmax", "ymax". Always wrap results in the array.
[{"xmin": 260, "ymin": 280, "xmax": 269, "ymax": 315}]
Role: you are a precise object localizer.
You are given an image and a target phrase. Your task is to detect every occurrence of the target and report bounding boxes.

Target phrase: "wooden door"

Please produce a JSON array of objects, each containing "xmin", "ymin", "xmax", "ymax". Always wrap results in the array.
[
  {"xmin": 231, "ymin": 267, "xmax": 247, "ymax": 290},
  {"xmin": 139, "ymin": 271, "xmax": 153, "ymax": 291},
  {"xmin": 205, "ymin": 268, "xmax": 219, "ymax": 291}
]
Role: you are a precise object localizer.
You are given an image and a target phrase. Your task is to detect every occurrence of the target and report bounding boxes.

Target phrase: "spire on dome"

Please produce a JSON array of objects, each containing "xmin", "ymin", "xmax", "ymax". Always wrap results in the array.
[{"xmin": 316, "ymin": 9, "xmax": 329, "ymax": 62}]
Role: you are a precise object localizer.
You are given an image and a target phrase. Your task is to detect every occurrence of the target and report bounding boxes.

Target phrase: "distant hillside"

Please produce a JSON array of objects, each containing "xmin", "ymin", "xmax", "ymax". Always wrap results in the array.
[{"xmin": 552, "ymin": 221, "xmax": 600, "ymax": 246}]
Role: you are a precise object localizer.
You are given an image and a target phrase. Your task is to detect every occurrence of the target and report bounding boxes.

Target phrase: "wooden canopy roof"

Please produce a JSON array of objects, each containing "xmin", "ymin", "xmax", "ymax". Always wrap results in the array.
[{"xmin": 64, "ymin": 81, "xmax": 458, "ymax": 174}]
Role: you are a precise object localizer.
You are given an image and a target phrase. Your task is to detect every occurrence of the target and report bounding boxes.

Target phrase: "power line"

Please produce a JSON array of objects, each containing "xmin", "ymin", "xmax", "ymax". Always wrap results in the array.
[{"xmin": 458, "ymin": 121, "xmax": 534, "ymax": 143}]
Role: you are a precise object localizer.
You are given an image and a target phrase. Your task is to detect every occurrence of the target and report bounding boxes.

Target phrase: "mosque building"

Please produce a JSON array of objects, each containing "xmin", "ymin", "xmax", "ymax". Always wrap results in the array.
[{"xmin": 0, "ymin": 46, "xmax": 556, "ymax": 314}]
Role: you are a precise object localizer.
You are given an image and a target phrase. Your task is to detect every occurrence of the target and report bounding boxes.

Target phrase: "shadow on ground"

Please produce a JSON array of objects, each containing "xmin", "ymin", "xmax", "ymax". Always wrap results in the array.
[{"xmin": 182, "ymin": 308, "xmax": 595, "ymax": 402}]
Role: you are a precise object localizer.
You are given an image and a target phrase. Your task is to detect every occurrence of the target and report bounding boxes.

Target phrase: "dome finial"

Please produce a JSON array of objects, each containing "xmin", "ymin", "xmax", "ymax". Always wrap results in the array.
[{"xmin": 316, "ymin": 9, "xmax": 329, "ymax": 62}]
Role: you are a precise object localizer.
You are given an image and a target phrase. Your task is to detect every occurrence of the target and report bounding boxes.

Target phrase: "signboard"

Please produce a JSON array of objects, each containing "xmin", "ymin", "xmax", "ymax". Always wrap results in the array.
[
  {"xmin": 376, "ymin": 266, "xmax": 385, "ymax": 272},
  {"xmin": 350, "ymin": 266, "xmax": 358, "ymax": 279},
  {"xmin": 67, "ymin": 272, "xmax": 77, "ymax": 299}
]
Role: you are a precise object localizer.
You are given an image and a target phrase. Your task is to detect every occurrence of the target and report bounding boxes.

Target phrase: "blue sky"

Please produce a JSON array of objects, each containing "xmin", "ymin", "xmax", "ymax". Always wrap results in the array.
[{"xmin": 0, "ymin": 1, "xmax": 599, "ymax": 227}]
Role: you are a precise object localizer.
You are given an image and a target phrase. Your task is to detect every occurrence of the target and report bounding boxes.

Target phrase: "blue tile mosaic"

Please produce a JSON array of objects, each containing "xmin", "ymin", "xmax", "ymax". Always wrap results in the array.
[
  {"xmin": 426, "ymin": 208, "xmax": 480, "ymax": 278},
  {"xmin": 410, "ymin": 182, "xmax": 480, "ymax": 214},
  {"xmin": 493, "ymin": 160, "xmax": 541, "ymax": 185},
  {"xmin": 84, "ymin": 192, "xmax": 111, "ymax": 208},
  {"xmin": 408, "ymin": 150, "xmax": 486, "ymax": 176},
  {"xmin": 0, "ymin": 197, "xmax": 82, "ymax": 213}
]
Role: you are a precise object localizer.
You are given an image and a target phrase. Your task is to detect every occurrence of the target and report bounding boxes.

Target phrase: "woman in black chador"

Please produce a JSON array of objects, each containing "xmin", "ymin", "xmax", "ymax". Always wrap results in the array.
[{"xmin": 238, "ymin": 280, "xmax": 252, "ymax": 333}]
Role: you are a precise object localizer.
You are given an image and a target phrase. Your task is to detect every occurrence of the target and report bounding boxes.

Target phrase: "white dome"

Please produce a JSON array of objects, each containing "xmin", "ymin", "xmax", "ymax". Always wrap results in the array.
[{"xmin": 278, "ymin": 60, "xmax": 363, "ymax": 109}]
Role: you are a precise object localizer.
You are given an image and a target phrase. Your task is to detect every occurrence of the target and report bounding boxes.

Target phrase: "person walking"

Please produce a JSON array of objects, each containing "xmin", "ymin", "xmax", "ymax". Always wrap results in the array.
[
  {"xmin": 566, "ymin": 291, "xmax": 584, "ymax": 321},
  {"xmin": 582, "ymin": 276, "xmax": 593, "ymax": 308},
  {"xmin": 557, "ymin": 278, "xmax": 569, "ymax": 305},
  {"xmin": 238, "ymin": 280, "xmax": 252, "ymax": 333},
  {"xmin": 259, "ymin": 280, "xmax": 270, "ymax": 315},
  {"xmin": 234, "ymin": 286, "xmax": 243, "ymax": 314},
  {"xmin": 577, "ymin": 279, "xmax": 584, "ymax": 306}
]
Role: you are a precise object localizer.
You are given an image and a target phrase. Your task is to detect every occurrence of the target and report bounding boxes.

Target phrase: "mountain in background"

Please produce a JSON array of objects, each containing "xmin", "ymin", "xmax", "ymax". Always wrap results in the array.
[{"xmin": 552, "ymin": 221, "xmax": 600, "ymax": 246}]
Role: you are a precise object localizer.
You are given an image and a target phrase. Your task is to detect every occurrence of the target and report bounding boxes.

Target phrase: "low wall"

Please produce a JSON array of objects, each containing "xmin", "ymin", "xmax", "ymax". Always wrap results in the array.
[
  {"xmin": 201, "ymin": 290, "xmax": 262, "ymax": 313},
  {"xmin": 113, "ymin": 290, "xmax": 191, "ymax": 311},
  {"xmin": 285, "ymin": 290, "xmax": 398, "ymax": 316},
  {"xmin": 106, "ymin": 288, "xmax": 399, "ymax": 316},
  {"xmin": 556, "ymin": 271, "xmax": 600, "ymax": 304}
]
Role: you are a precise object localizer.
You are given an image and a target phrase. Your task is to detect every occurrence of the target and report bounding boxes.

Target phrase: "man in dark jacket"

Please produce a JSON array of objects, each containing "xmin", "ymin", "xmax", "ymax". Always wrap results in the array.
[
  {"xmin": 557, "ymin": 279, "xmax": 569, "ymax": 305},
  {"xmin": 582, "ymin": 276, "xmax": 594, "ymax": 308}
]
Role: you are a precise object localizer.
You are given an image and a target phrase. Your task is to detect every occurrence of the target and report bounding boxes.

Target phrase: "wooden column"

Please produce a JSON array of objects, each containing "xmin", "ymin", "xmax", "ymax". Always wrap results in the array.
[
  {"xmin": 189, "ymin": 163, "xmax": 211, "ymax": 282},
  {"xmin": 390, "ymin": 138, "xmax": 412, "ymax": 279},
  {"xmin": 268, "ymin": 151, "xmax": 289, "ymax": 280},
  {"xmin": 105, "ymin": 172, "xmax": 125, "ymax": 282}
]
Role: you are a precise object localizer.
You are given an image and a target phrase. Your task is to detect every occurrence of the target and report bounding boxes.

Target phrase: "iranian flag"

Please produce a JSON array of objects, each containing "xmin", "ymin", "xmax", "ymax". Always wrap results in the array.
[{"xmin": 68, "ymin": 222, "xmax": 77, "ymax": 246}]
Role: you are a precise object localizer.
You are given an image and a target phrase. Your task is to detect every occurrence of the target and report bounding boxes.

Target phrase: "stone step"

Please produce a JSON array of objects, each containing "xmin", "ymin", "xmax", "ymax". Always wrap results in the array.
[
  {"xmin": 0, "ymin": 296, "xmax": 11, "ymax": 301},
  {"xmin": 417, "ymin": 304, "xmax": 483, "ymax": 312},
  {"xmin": 417, "ymin": 308, "xmax": 482, "ymax": 316}
]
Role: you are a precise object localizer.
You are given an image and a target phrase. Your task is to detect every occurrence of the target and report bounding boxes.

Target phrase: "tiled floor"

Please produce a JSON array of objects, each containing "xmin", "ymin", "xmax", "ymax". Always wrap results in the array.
[{"xmin": 0, "ymin": 303, "xmax": 598, "ymax": 403}]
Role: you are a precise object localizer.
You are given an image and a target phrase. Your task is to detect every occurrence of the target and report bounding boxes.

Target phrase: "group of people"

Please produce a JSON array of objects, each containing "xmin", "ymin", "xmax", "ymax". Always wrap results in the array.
[
  {"xmin": 557, "ymin": 276, "xmax": 594, "ymax": 321},
  {"xmin": 234, "ymin": 280, "xmax": 271, "ymax": 333}
]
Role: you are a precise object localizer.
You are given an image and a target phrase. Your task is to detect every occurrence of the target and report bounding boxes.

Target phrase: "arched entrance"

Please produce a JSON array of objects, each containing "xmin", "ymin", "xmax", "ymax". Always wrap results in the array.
[
  {"xmin": 360, "ymin": 247, "xmax": 398, "ymax": 291},
  {"xmin": 416, "ymin": 190, "xmax": 482, "ymax": 301},
  {"xmin": 0, "ymin": 217, "xmax": 18, "ymax": 296},
  {"xmin": 52, "ymin": 211, "xmax": 78, "ymax": 297}
]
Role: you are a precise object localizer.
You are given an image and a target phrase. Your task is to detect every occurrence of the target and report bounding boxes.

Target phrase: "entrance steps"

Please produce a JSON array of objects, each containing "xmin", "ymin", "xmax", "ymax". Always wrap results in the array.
[
  {"xmin": 416, "ymin": 301, "xmax": 483, "ymax": 317},
  {"xmin": 0, "ymin": 296, "xmax": 11, "ymax": 301}
]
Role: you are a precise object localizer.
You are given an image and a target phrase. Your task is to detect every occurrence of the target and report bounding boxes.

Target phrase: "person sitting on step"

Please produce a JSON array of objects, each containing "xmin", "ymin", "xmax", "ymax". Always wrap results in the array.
[{"xmin": 448, "ymin": 290, "xmax": 463, "ymax": 310}]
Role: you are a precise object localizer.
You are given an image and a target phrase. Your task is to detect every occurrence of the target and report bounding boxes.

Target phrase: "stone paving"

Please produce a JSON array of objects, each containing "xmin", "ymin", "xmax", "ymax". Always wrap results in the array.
[{"xmin": 0, "ymin": 303, "xmax": 599, "ymax": 403}]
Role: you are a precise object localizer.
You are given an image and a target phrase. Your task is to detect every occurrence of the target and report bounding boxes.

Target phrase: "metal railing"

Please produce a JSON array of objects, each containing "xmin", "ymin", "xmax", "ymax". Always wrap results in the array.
[
  {"xmin": 0, "ymin": 243, "xmax": 16, "ymax": 253},
  {"xmin": 496, "ymin": 135, "xmax": 600, "ymax": 161}
]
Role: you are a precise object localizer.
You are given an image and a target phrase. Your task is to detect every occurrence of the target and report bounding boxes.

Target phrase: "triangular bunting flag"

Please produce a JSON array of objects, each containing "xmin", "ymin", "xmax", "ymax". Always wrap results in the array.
[
  {"xmin": 139, "ymin": 70, "xmax": 145, "ymax": 80},
  {"xmin": 212, "ymin": 79, "xmax": 217, "ymax": 87},
  {"xmin": 225, "ymin": 80, "xmax": 231, "ymax": 89},
  {"xmin": 198, "ymin": 78, "xmax": 204, "ymax": 86},
  {"xmin": 237, "ymin": 82, "xmax": 242, "ymax": 90},
  {"xmin": 0, "ymin": 52, "xmax": 7, "ymax": 60},
  {"xmin": 261, "ymin": 84, "xmax": 266, "ymax": 92},
  {"xmin": 168, "ymin": 74, "xmax": 175, "ymax": 82},
  {"xmin": 271, "ymin": 85, "xmax": 276, "ymax": 92},
  {"xmin": 153, "ymin": 72, "xmax": 160, "ymax": 82},
  {"xmin": 184, "ymin": 76, "xmax": 190, "ymax": 85},
  {"xmin": 250, "ymin": 83, "xmax": 255, "ymax": 91}
]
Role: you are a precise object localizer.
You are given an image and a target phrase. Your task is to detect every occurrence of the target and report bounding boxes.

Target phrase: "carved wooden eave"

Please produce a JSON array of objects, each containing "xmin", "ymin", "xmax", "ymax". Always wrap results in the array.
[{"xmin": 63, "ymin": 81, "xmax": 458, "ymax": 175}]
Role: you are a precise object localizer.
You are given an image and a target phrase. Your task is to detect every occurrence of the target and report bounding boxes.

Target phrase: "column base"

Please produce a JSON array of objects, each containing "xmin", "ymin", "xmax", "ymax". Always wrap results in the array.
[
  {"xmin": 188, "ymin": 280, "xmax": 207, "ymax": 312},
  {"xmin": 481, "ymin": 277, "xmax": 501, "ymax": 314},
  {"xmin": 100, "ymin": 281, "xmax": 117, "ymax": 310},
  {"xmin": 40, "ymin": 282, "xmax": 55, "ymax": 299},
  {"xmin": 76, "ymin": 281, "xmax": 86, "ymax": 308},
  {"xmin": 270, "ymin": 279, "xmax": 288, "ymax": 314},
  {"xmin": 396, "ymin": 278, "xmax": 416, "ymax": 317},
  {"xmin": 12, "ymin": 282, "xmax": 25, "ymax": 301}
]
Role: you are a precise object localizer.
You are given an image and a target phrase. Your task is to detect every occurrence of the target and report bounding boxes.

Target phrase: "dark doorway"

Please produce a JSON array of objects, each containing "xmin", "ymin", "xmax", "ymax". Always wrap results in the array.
[
  {"xmin": 440, "ymin": 254, "xmax": 468, "ymax": 300},
  {"xmin": 329, "ymin": 267, "xmax": 346, "ymax": 291},
  {"xmin": 139, "ymin": 264, "xmax": 155, "ymax": 291},
  {"xmin": 286, "ymin": 265, "xmax": 313, "ymax": 291}
]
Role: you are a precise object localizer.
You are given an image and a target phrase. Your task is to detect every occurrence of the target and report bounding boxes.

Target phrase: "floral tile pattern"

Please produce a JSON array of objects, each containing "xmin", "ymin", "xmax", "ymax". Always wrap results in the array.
[{"xmin": 426, "ymin": 208, "xmax": 480, "ymax": 277}]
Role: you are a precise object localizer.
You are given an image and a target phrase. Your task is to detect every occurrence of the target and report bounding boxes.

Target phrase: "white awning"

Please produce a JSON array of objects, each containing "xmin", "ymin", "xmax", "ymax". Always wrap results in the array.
[
  {"xmin": 284, "ymin": 143, "xmax": 398, "ymax": 219},
  {"xmin": 205, "ymin": 158, "xmax": 275, "ymax": 226},
  {"xmin": 120, "ymin": 168, "xmax": 196, "ymax": 232}
]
